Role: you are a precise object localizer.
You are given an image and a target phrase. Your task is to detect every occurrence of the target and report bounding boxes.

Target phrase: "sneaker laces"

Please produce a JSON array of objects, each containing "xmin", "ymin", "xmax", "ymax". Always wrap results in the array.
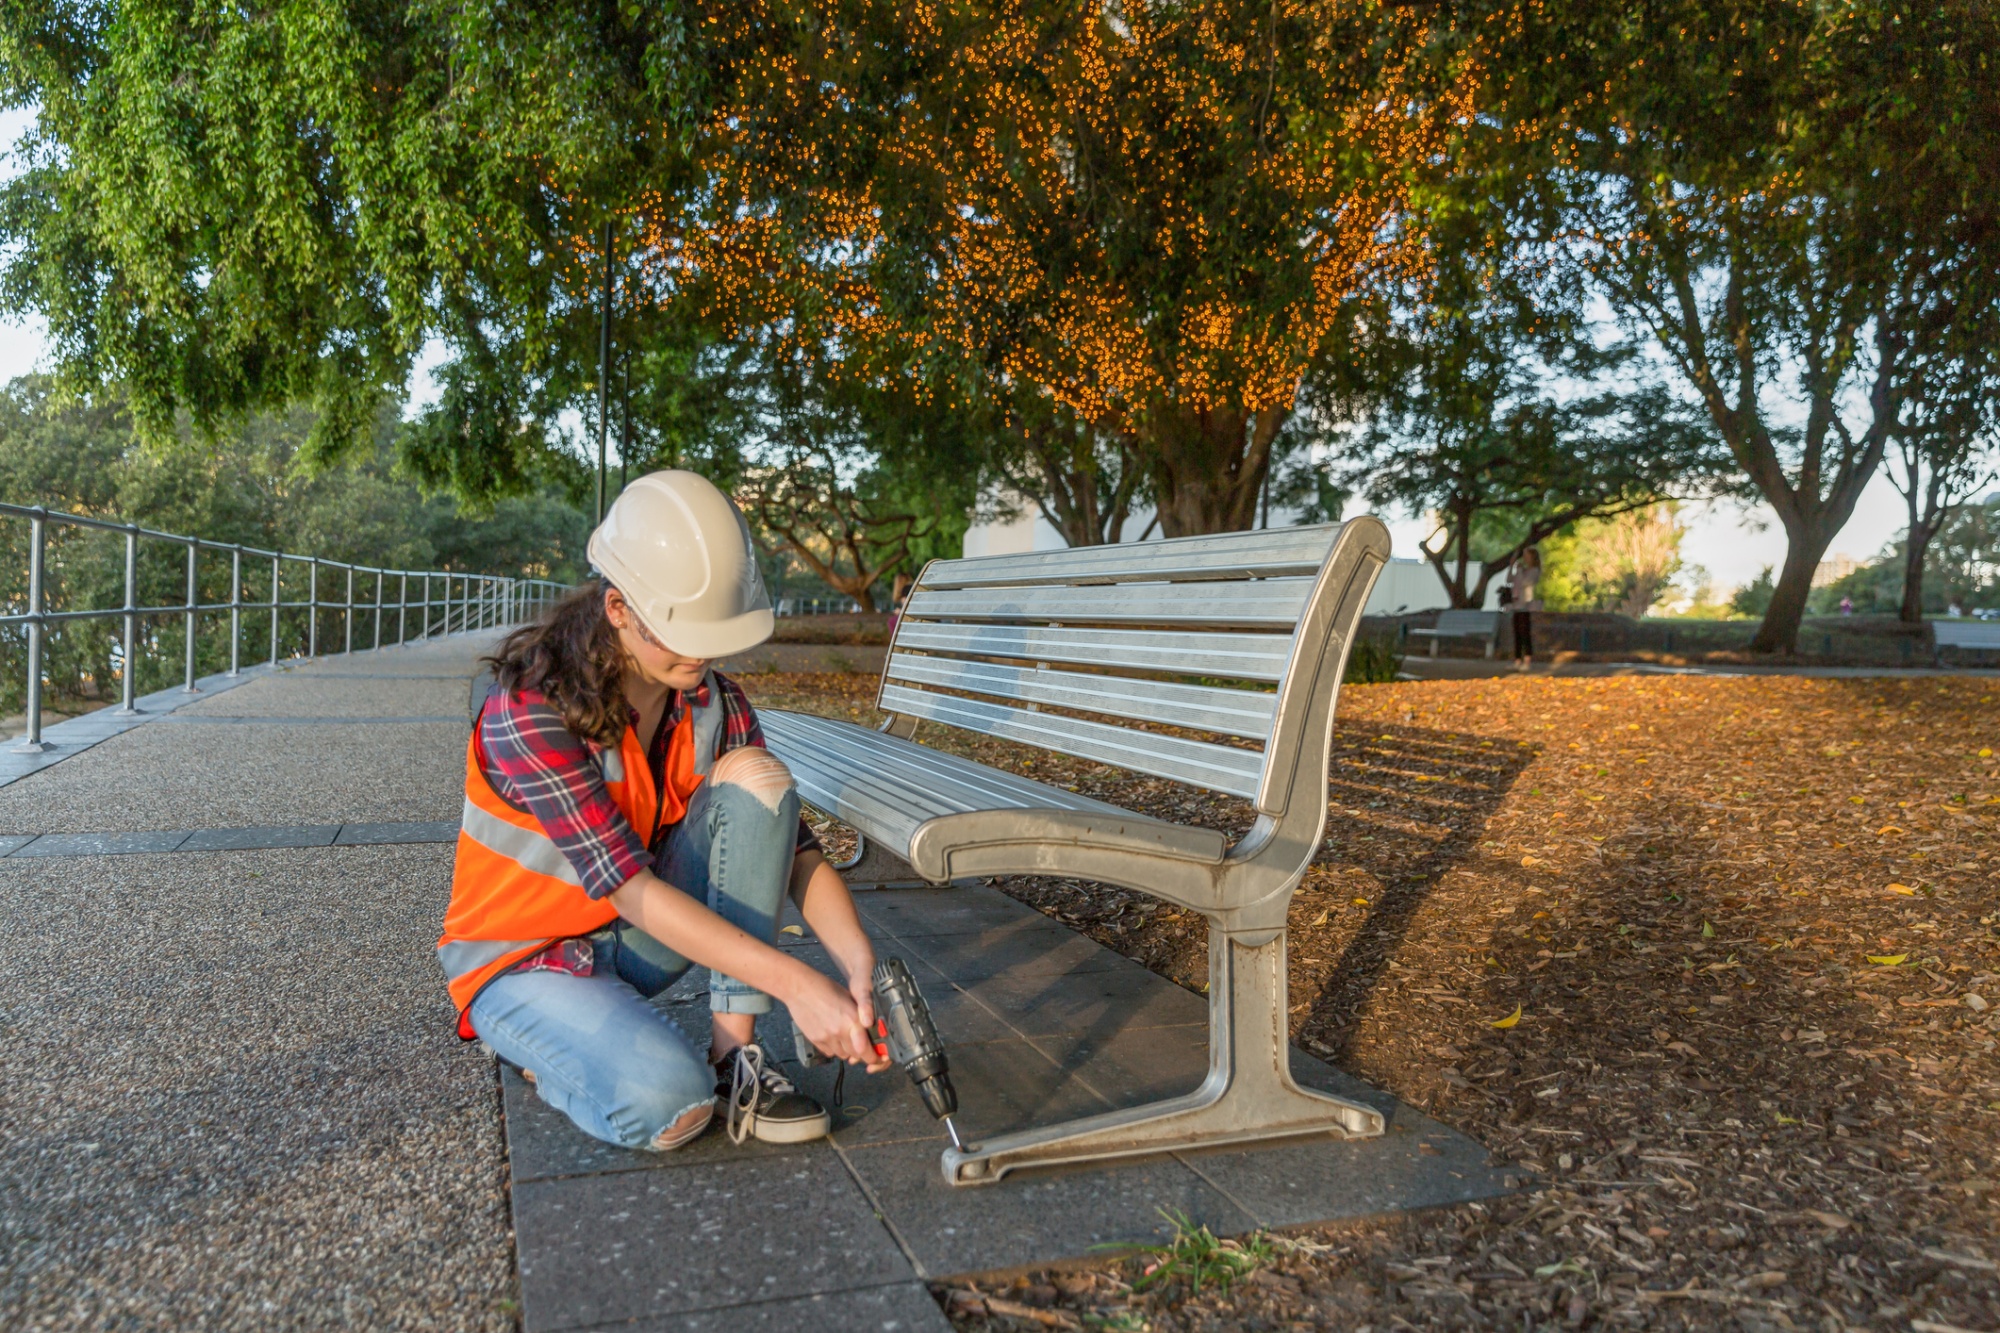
[{"xmin": 722, "ymin": 1044, "xmax": 799, "ymax": 1145}]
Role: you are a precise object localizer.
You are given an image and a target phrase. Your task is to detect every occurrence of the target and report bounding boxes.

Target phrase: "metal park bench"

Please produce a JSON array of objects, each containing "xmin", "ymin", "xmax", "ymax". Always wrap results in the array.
[
  {"xmin": 1933, "ymin": 619, "xmax": 2000, "ymax": 666},
  {"xmin": 1406, "ymin": 608, "xmax": 1501, "ymax": 659},
  {"xmin": 759, "ymin": 519, "xmax": 1393, "ymax": 1185}
]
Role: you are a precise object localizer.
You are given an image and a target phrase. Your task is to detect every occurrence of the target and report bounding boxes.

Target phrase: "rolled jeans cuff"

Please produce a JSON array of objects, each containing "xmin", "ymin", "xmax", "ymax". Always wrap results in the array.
[{"xmin": 708, "ymin": 983, "xmax": 775, "ymax": 1016}]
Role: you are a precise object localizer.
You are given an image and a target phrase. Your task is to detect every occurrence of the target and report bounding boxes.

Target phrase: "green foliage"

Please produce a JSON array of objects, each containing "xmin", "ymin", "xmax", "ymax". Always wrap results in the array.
[
  {"xmin": 1131, "ymin": 1211, "xmax": 1275, "ymax": 1296},
  {"xmin": 1731, "ymin": 568, "xmax": 1777, "ymax": 619},
  {"xmin": 1536, "ymin": 506, "xmax": 1685, "ymax": 617},
  {"xmin": 1343, "ymin": 637, "xmax": 1405, "ymax": 685},
  {"xmin": 1808, "ymin": 497, "xmax": 2000, "ymax": 615},
  {"xmin": 0, "ymin": 376, "xmax": 588, "ymax": 717}
]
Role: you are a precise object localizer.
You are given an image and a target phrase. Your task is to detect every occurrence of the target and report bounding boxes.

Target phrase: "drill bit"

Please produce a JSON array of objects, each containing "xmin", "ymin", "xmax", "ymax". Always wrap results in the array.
[{"xmin": 943, "ymin": 1115, "xmax": 964, "ymax": 1151}]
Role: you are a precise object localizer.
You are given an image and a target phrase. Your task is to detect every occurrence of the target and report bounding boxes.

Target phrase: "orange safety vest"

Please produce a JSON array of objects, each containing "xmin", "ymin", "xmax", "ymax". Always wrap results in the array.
[{"xmin": 437, "ymin": 678, "xmax": 727, "ymax": 1038}]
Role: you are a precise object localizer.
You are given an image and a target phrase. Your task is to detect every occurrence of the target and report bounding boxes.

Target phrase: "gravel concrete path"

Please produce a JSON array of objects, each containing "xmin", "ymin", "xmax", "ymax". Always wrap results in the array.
[{"xmin": 0, "ymin": 637, "xmax": 516, "ymax": 1331}]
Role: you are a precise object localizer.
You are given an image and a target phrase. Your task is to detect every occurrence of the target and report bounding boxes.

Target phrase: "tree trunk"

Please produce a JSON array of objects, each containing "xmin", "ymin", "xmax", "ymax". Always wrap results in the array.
[
  {"xmin": 1749, "ymin": 532, "xmax": 1826, "ymax": 655},
  {"xmin": 1145, "ymin": 403, "xmax": 1283, "ymax": 536}
]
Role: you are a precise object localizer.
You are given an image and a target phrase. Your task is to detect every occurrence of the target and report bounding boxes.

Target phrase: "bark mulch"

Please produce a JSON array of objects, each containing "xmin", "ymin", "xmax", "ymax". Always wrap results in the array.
[{"xmin": 742, "ymin": 671, "xmax": 2000, "ymax": 1333}]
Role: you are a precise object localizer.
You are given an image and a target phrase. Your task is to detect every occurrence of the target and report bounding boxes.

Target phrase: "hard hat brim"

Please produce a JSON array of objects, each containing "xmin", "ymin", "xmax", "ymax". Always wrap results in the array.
[{"xmin": 647, "ymin": 607, "xmax": 775, "ymax": 661}]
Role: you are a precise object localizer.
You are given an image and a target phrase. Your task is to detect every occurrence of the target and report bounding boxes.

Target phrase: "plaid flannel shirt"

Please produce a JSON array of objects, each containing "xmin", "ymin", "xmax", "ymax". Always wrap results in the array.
[{"xmin": 476, "ymin": 671, "xmax": 820, "ymax": 910}]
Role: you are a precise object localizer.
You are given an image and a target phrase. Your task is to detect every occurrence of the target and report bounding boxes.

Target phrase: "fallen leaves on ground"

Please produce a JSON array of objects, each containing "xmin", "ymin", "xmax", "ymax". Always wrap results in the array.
[{"xmin": 744, "ymin": 670, "xmax": 1999, "ymax": 1332}]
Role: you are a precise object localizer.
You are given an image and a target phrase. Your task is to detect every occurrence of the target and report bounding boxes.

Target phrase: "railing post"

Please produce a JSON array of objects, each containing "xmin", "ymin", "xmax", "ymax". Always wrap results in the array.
[
  {"xmin": 445, "ymin": 574, "xmax": 455, "ymax": 636},
  {"xmin": 398, "ymin": 572, "xmax": 408, "ymax": 646},
  {"xmin": 228, "ymin": 546, "xmax": 242, "ymax": 677},
  {"xmin": 13, "ymin": 509, "xmax": 54, "ymax": 752},
  {"xmin": 182, "ymin": 540, "xmax": 200, "ymax": 693},
  {"xmin": 344, "ymin": 564, "xmax": 355, "ymax": 655},
  {"xmin": 308, "ymin": 559, "xmax": 319, "ymax": 657},
  {"xmin": 373, "ymin": 569, "xmax": 384, "ymax": 650},
  {"xmin": 118, "ymin": 525, "xmax": 139, "ymax": 715},
  {"xmin": 422, "ymin": 573, "xmax": 432, "ymax": 640},
  {"xmin": 269, "ymin": 554, "xmax": 281, "ymax": 665}
]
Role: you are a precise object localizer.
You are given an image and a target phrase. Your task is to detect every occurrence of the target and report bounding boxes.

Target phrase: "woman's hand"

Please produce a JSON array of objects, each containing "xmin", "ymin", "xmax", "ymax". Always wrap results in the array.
[
  {"xmin": 784, "ymin": 966, "xmax": 878, "ymax": 1066},
  {"xmin": 847, "ymin": 964, "xmax": 893, "ymax": 1074}
]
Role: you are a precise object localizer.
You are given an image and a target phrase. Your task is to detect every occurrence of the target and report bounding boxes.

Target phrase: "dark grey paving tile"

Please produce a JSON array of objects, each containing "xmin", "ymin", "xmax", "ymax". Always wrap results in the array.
[
  {"xmin": 896, "ymin": 917, "xmax": 1130, "ymax": 985},
  {"xmin": 502, "ymin": 1064, "xmax": 814, "ymax": 1184},
  {"xmin": 1180, "ymin": 1107, "xmax": 1516, "ymax": 1229},
  {"xmin": 1028, "ymin": 1024, "xmax": 1212, "ymax": 1109},
  {"xmin": 0, "ymin": 834, "xmax": 35, "ymax": 857},
  {"xmin": 799, "ymin": 1037, "xmax": 1109, "ymax": 1149},
  {"xmin": 13, "ymin": 830, "xmax": 191, "ymax": 857},
  {"xmin": 513, "ymin": 1151, "xmax": 914, "ymax": 1331},
  {"xmin": 601, "ymin": 1282, "xmax": 951, "ymax": 1333},
  {"xmin": 178, "ymin": 824, "xmax": 343, "ymax": 852},
  {"xmin": 842, "ymin": 1135, "xmax": 1258, "ymax": 1279},
  {"xmin": 857, "ymin": 885, "xmax": 1047, "ymax": 939},
  {"xmin": 957, "ymin": 953, "xmax": 1208, "ymax": 1038},
  {"xmin": 333, "ymin": 820, "xmax": 456, "ymax": 845}
]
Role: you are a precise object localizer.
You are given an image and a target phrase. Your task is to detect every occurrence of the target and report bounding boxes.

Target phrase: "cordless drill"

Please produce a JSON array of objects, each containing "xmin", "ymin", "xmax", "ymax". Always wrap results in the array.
[
  {"xmin": 795, "ymin": 955, "xmax": 963, "ymax": 1149},
  {"xmin": 869, "ymin": 956, "xmax": 964, "ymax": 1150}
]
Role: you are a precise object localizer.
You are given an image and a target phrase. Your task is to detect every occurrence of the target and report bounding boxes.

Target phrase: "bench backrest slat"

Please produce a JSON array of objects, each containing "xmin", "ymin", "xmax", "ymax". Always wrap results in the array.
[
  {"xmin": 902, "ymin": 577, "xmax": 1315, "ymax": 629},
  {"xmin": 919, "ymin": 526, "xmax": 1339, "ymax": 589},
  {"xmin": 886, "ymin": 655, "xmax": 1276, "ymax": 740},
  {"xmin": 1934, "ymin": 622, "xmax": 2000, "ymax": 647},
  {"xmin": 881, "ymin": 519, "xmax": 1389, "ymax": 811},
  {"xmin": 880, "ymin": 682, "xmax": 1266, "ymax": 798},
  {"xmin": 891, "ymin": 622, "xmax": 1296, "ymax": 682},
  {"xmin": 1432, "ymin": 610, "xmax": 1499, "ymax": 632}
]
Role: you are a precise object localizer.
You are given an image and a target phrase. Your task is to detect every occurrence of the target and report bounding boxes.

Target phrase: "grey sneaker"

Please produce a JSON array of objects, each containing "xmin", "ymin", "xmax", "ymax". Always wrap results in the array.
[{"xmin": 714, "ymin": 1043, "xmax": 830, "ymax": 1145}]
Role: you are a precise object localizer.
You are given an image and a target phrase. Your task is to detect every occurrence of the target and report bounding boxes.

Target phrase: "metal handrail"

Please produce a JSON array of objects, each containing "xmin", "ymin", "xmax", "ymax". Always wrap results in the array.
[{"xmin": 1, "ymin": 500, "xmax": 568, "ymax": 753}]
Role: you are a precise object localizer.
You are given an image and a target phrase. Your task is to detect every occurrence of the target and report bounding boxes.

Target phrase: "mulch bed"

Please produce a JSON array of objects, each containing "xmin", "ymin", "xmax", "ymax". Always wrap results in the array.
[{"xmin": 742, "ymin": 671, "xmax": 2000, "ymax": 1332}]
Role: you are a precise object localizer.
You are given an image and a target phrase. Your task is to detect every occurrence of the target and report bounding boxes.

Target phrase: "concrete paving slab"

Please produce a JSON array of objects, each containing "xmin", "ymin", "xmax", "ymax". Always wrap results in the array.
[
  {"xmin": 501, "ymin": 1063, "xmax": 816, "ymax": 1185},
  {"xmin": 885, "ymin": 915, "xmax": 1133, "ymax": 984},
  {"xmin": 942, "ymin": 951, "xmax": 1211, "ymax": 1037},
  {"xmin": 840, "ymin": 1136, "xmax": 1260, "ymax": 1279},
  {"xmin": 334, "ymin": 820, "xmax": 458, "ymax": 845},
  {"xmin": 0, "ymin": 833, "xmax": 33, "ymax": 856},
  {"xmin": 606, "ymin": 1281, "xmax": 951, "ymax": 1333},
  {"xmin": 178, "ymin": 824, "xmax": 343, "ymax": 851},
  {"xmin": 13, "ymin": 829, "xmax": 192, "ymax": 856},
  {"xmin": 511, "ymin": 1153, "xmax": 915, "ymax": 1332},
  {"xmin": 857, "ymin": 886, "xmax": 1048, "ymax": 938},
  {"xmin": 808, "ymin": 1038, "xmax": 1113, "ymax": 1150}
]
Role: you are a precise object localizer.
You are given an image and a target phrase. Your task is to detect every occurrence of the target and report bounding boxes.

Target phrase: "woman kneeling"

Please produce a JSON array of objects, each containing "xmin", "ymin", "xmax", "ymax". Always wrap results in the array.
[{"xmin": 437, "ymin": 471, "xmax": 886, "ymax": 1151}]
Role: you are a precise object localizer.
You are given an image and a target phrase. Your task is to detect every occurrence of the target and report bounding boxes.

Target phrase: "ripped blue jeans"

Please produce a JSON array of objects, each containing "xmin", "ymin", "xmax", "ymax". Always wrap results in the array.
[{"xmin": 468, "ymin": 773, "xmax": 804, "ymax": 1149}]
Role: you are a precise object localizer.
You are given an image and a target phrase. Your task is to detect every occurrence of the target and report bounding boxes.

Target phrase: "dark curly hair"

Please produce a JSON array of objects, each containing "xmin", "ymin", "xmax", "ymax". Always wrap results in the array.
[{"xmin": 484, "ymin": 580, "xmax": 631, "ymax": 745}]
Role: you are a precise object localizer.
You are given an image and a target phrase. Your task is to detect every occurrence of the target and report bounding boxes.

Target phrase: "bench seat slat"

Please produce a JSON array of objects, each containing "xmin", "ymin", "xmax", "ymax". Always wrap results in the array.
[
  {"xmin": 761, "ymin": 709, "xmax": 1137, "ymax": 852},
  {"xmin": 903, "ymin": 577, "xmax": 1314, "ymax": 628},
  {"xmin": 890, "ymin": 622, "xmax": 1295, "ymax": 681},
  {"xmin": 919, "ymin": 525, "xmax": 1339, "ymax": 589},
  {"xmin": 886, "ymin": 656, "xmax": 1276, "ymax": 740},
  {"xmin": 879, "ymin": 683, "xmax": 1264, "ymax": 799}
]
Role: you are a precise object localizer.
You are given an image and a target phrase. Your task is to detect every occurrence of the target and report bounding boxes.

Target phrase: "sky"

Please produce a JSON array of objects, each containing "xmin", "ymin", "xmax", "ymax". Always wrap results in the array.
[{"xmin": 0, "ymin": 107, "xmax": 1918, "ymax": 594}]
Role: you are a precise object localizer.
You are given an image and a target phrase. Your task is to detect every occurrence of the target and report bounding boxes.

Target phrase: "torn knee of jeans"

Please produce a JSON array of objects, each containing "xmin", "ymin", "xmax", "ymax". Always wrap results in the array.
[
  {"xmin": 649, "ymin": 1103, "xmax": 713, "ymax": 1151},
  {"xmin": 708, "ymin": 746, "xmax": 795, "ymax": 813}
]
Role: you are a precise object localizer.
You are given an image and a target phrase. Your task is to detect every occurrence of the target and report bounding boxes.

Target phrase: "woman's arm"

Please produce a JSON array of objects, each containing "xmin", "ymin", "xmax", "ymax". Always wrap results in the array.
[
  {"xmin": 608, "ymin": 868, "xmax": 879, "ymax": 1065},
  {"xmin": 790, "ymin": 849, "xmax": 893, "ymax": 1072}
]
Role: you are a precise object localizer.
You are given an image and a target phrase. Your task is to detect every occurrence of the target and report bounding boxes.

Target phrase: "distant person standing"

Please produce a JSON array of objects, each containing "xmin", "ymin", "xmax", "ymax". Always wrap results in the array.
[{"xmin": 1507, "ymin": 548, "xmax": 1543, "ymax": 672}]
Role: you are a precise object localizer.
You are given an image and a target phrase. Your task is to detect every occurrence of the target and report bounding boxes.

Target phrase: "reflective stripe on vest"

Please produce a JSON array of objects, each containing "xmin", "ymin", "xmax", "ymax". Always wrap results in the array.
[{"xmin": 437, "ymin": 676, "xmax": 727, "ymax": 1037}]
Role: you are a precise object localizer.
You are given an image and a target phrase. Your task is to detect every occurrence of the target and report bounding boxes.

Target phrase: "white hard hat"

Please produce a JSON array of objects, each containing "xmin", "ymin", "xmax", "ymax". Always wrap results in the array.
[{"xmin": 587, "ymin": 470, "xmax": 775, "ymax": 659}]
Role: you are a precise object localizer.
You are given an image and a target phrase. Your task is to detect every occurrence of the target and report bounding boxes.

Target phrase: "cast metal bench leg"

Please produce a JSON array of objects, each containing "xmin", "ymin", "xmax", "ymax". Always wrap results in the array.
[
  {"xmin": 942, "ymin": 924, "xmax": 1385, "ymax": 1185},
  {"xmin": 834, "ymin": 831, "xmax": 932, "ymax": 890}
]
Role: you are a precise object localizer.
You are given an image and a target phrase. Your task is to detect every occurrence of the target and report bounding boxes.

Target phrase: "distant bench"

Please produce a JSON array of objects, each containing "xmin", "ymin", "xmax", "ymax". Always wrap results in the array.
[
  {"xmin": 761, "ymin": 520, "xmax": 1394, "ymax": 1184},
  {"xmin": 1933, "ymin": 620, "xmax": 2000, "ymax": 666},
  {"xmin": 1406, "ymin": 609, "xmax": 1501, "ymax": 659}
]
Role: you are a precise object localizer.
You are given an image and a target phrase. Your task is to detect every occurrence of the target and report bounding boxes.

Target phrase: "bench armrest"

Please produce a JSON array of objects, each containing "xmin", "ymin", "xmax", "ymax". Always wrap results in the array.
[{"xmin": 906, "ymin": 808, "xmax": 1229, "ymax": 905}]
